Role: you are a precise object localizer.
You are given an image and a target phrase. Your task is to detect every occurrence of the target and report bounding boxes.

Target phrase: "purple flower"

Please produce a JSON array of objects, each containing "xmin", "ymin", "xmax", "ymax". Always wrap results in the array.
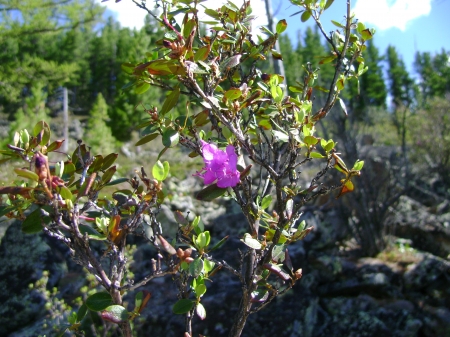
[{"xmin": 195, "ymin": 140, "xmax": 240, "ymax": 188}]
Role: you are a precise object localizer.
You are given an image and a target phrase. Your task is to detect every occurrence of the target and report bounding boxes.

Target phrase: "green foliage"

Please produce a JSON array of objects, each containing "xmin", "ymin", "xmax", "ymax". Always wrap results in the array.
[
  {"xmin": 0, "ymin": 0, "xmax": 383, "ymax": 335},
  {"xmin": 2, "ymin": 82, "xmax": 50, "ymax": 147},
  {"xmin": 409, "ymin": 97, "xmax": 450, "ymax": 187},
  {"xmin": 84, "ymin": 93, "xmax": 116, "ymax": 154},
  {"xmin": 0, "ymin": 0, "xmax": 103, "ymax": 113},
  {"xmin": 414, "ymin": 49, "xmax": 450, "ymax": 102},
  {"xmin": 386, "ymin": 45, "xmax": 417, "ymax": 107},
  {"xmin": 346, "ymin": 40, "xmax": 387, "ymax": 121}
]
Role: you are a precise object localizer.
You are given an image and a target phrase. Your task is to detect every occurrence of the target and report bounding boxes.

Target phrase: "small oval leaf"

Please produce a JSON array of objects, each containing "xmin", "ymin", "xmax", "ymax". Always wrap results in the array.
[
  {"xmin": 160, "ymin": 86, "xmax": 180, "ymax": 116},
  {"xmin": 172, "ymin": 299, "xmax": 194, "ymax": 314},
  {"xmin": 101, "ymin": 305, "xmax": 128, "ymax": 323},
  {"xmin": 162, "ymin": 129, "xmax": 179, "ymax": 148},
  {"xmin": 241, "ymin": 233, "xmax": 262, "ymax": 250},
  {"xmin": 101, "ymin": 153, "xmax": 119, "ymax": 170},
  {"xmin": 14, "ymin": 168, "xmax": 39, "ymax": 182},
  {"xmin": 22, "ymin": 208, "xmax": 43, "ymax": 234},
  {"xmin": 196, "ymin": 184, "xmax": 227, "ymax": 201},
  {"xmin": 86, "ymin": 292, "xmax": 113, "ymax": 312},
  {"xmin": 152, "ymin": 160, "xmax": 165, "ymax": 181},
  {"xmin": 135, "ymin": 133, "xmax": 159, "ymax": 146},
  {"xmin": 196, "ymin": 303, "xmax": 206, "ymax": 320}
]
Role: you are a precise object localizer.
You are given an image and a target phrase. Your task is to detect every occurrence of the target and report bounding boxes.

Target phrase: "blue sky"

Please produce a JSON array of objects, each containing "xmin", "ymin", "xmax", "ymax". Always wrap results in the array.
[
  {"xmin": 99, "ymin": 0, "xmax": 450, "ymax": 75},
  {"xmin": 276, "ymin": 0, "xmax": 450, "ymax": 74}
]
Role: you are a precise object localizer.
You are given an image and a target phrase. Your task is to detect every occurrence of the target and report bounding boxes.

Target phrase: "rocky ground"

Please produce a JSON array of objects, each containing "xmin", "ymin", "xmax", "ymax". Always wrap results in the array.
[{"xmin": 1, "ymin": 157, "xmax": 449, "ymax": 337}]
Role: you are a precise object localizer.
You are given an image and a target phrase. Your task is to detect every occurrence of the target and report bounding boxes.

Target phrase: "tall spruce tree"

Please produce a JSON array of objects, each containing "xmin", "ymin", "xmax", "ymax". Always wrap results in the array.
[
  {"xmin": 85, "ymin": 93, "xmax": 116, "ymax": 154},
  {"xmin": 414, "ymin": 49, "xmax": 450, "ymax": 102},
  {"xmin": 386, "ymin": 45, "xmax": 416, "ymax": 108}
]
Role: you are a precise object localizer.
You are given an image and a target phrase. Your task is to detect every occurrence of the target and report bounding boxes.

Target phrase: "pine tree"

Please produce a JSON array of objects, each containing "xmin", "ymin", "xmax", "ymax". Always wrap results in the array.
[
  {"xmin": 414, "ymin": 49, "xmax": 450, "ymax": 102},
  {"xmin": 84, "ymin": 93, "xmax": 116, "ymax": 154},
  {"xmin": 346, "ymin": 40, "xmax": 387, "ymax": 122},
  {"xmin": 386, "ymin": 45, "xmax": 416, "ymax": 108}
]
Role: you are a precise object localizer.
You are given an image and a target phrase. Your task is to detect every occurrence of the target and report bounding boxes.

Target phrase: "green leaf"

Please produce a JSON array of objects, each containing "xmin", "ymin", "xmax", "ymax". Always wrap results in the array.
[
  {"xmin": 22, "ymin": 208, "xmax": 43, "ymax": 234},
  {"xmin": 86, "ymin": 292, "xmax": 113, "ymax": 312},
  {"xmin": 301, "ymin": 10, "xmax": 311, "ymax": 22},
  {"xmin": 209, "ymin": 235, "xmax": 229, "ymax": 252},
  {"xmin": 195, "ymin": 284, "xmax": 207, "ymax": 298},
  {"xmin": 273, "ymin": 130, "xmax": 289, "ymax": 143},
  {"xmin": 105, "ymin": 178, "xmax": 129, "ymax": 186},
  {"xmin": 310, "ymin": 152, "xmax": 326, "ymax": 159},
  {"xmin": 47, "ymin": 140, "xmax": 65, "ymax": 153},
  {"xmin": 102, "ymin": 165, "xmax": 116, "ymax": 184},
  {"xmin": 160, "ymin": 86, "xmax": 180, "ymax": 116},
  {"xmin": 220, "ymin": 54, "xmax": 242, "ymax": 71},
  {"xmin": 196, "ymin": 303, "xmax": 206, "ymax": 320},
  {"xmin": 14, "ymin": 168, "xmax": 39, "ymax": 182},
  {"xmin": 304, "ymin": 135, "xmax": 319, "ymax": 146},
  {"xmin": 134, "ymin": 292, "xmax": 144, "ymax": 312},
  {"xmin": 240, "ymin": 233, "xmax": 262, "ymax": 250},
  {"xmin": 33, "ymin": 121, "xmax": 51, "ymax": 146},
  {"xmin": 324, "ymin": 0, "xmax": 335, "ymax": 10},
  {"xmin": 101, "ymin": 153, "xmax": 118, "ymax": 171},
  {"xmin": 276, "ymin": 19, "xmax": 287, "ymax": 34},
  {"xmin": 0, "ymin": 205, "xmax": 14, "ymax": 217},
  {"xmin": 121, "ymin": 62, "xmax": 135, "ymax": 74},
  {"xmin": 258, "ymin": 119, "xmax": 272, "ymax": 130},
  {"xmin": 189, "ymin": 258, "xmax": 204, "ymax": 277},
  {"xmin": 361, "ymin": 28, "xmax": 374, "ymax": 41},
  {"xmin": 261, "ymin": 195, "xmax": 272, "ymax": 210},
  {"xmin": 321, "ymin": 139, "xmax": 335, "ymax": 152},
  {"xmin": 152, "ymin": 160, "xmax": 165, "ymax": 182},
  {"xmin": 204, "ymin": 8, "xmax": 220, "ymax": 19},
  {"xmin": 195, "ymin": 231, "xmax": 210, "ymax": 249},
  {"xmin": 319, "ymin": 54, "xmax": 337, "ymax": 65},
  {"xmin": 77, "ymin": 304, "xmax": 88, "ymax": 322},
  {"xmin": 357, "ymin": 21, "xmax": 366, "ymax": 34},
  {"xmin": 172, "ymin": 299, "xmax": 194, "ymax": 314},
  {"xmin": 352, "ymin": 160, "xmax": 364, "ymax": 171},
  {"xmin": 331, "ymin": 20, "xmax": 345, "ymax": 29},
  {"xmin": 101, "ymin": 305, "xmax": 128, "ymax": 324},
  {"xmin": 338, "ymin": 98, "xmax": 348, "ymax": 116},
  {"xmin": 162, "ymin": 129, "xmax": 179, "ymax": 148},
  {"xmin": 157, "ymin": 147, "xmax": 169, "ymax": 160},
  {"xmin": 336, "ymin": 77, "xmax": 345, "ymax": 91},
  {"xmin": 68, "ymin": 311, "xmax": 77, "ymax": 325},
  {"xmin": 175, "ymin": 115, "xmax": 193, "ymax": 129},
  {"xmin": 79, "ymin": 225, "xmax": 107, "ymax": 241},
  {"xmin": 135, "ymin": 82, "xmax": 150, "ymax": 95},
  {"xmin": 224, "ymin": 88, "xmax": 242, "ymax": 101},
  {"xmin": 194, "ymin": 45, "xmax": 211, "ymax": 61},
  {"xmin": 204, "ymin": 259, "xmax": 215, "ymax": 273},
  {"xmin": 63, "ymin": 162, "xmax": 76, "ymax": 175},
  {"xmin": 251, "ymin": 289, "xmax": 269, "ymax": 302},
  {"xmin": 135, "ymin": 133, "xmax": 158, "ymax": 146},
  {"xmin": 162, "ymin": 161, "xmax": 170, "ymax": 180},
  {"xmin": 55, "ymin": 161, "xmax": 64, "ymax": 178},
  {"xmin": 196, "ymin": 184, "xmax": 227, "ymax": 201},
  {"xmin": 58, "ymin": 186, "xmax": 73, "ymax": 200},
  {"xmin": 174, "ymin": 210, "xmax": 189, "ymax": 225}
]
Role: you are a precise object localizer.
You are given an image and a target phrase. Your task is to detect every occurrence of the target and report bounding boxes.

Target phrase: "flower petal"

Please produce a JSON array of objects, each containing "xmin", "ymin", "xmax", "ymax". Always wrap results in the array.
[{"xmin": 203, "ymin": 170, "xmax": 217, "ymax": 185}]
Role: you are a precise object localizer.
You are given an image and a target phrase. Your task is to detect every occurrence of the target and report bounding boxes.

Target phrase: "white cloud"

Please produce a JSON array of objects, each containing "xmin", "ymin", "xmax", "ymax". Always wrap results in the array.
[
  {"xmin": 97, "ymin": 0, "xmax": 147, "ymax": 30},
  {"xmin": 97, "ymin": 0, "xmax": 268, "ymax": 31},
  {"xmin": 352, "ymin": 0, "xmax": 432, "ymax": 31}
]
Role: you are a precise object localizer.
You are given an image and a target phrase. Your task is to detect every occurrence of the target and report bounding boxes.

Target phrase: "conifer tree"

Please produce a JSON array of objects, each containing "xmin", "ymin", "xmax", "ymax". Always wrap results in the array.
[
  {"xmin": 84, "ymin": 93, "xmax": 116, "ymax": 154},
  {"xmin": 386, "ymin": 45, "xmax": 416, "ymax": 108},
  {"xmin": 414, "ymin": 49, "xmax": 450, "ymax": 102}
]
